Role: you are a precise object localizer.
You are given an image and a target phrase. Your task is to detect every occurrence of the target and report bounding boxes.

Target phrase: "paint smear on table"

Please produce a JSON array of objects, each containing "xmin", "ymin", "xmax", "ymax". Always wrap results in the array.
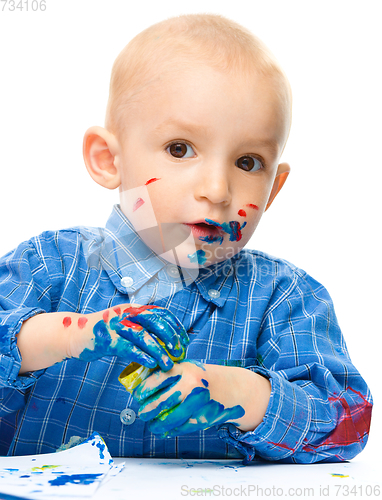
[{"xmin": 0, "ymin": 432, "xmax": 124, "ymax": 499}]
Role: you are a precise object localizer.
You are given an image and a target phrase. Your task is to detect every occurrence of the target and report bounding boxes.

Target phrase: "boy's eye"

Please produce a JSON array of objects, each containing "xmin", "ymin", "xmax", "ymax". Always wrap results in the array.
[
  {"xmin": 235, "ymin": 156, "xmax": 262, "ymax": 172},
  {"xmin": 167, "ymin": 142, "xmax": 195, "ymax": 159}
]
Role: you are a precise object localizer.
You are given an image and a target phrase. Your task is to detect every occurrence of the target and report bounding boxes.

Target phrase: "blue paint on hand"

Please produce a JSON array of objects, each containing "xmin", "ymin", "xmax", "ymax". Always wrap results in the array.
[
  {"xmin": 133, "ymin": 374, "xmax": 182, "ymax": 403},
  {"xmin": 139, "ymin": 390, "xmax": 183, "ymax": 421},
  {"xmin": 78, "ymin": 319, "xmax": 157, "ymax": 366},
  {"xmin": 78, "ymin": 305, "xmax": 189, "ymax": 372},
  {"xmin": 147, "ymin": 387, "xmax": 245, "ymax": 437}
]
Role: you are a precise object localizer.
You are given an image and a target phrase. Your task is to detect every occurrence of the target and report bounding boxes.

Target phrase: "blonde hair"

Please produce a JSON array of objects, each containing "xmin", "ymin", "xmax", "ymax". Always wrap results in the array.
[{"xmin": 105, "ymin": 13, "xmax": 291, "ymax": 135}]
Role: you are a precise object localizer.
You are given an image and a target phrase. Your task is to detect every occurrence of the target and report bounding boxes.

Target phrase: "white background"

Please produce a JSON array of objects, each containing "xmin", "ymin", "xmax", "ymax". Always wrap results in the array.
[{"xmin": 0, "ymin": 0, "xmax": 380, "ymax": 464}]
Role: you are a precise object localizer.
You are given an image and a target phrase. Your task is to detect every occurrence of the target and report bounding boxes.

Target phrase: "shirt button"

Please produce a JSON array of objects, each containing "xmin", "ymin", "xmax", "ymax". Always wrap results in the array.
[
  {"xmin": 208, "ymin": 289, "xmax": 220, "ymax": 299},
  {"xmin": 121, "ymin": 276, "xmax": 134, "ymax": 288},
  {"xmin": 120, "ymin": 408, "xmax": 136, "ymax": 425},
  {"xmin": 166, "ymin": 265, "xmax": 180, "ymax": 279}
]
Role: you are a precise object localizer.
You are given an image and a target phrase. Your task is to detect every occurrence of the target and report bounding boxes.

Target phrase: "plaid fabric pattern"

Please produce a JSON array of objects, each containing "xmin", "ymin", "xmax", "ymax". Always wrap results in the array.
[{"xmin": 0, "ymin": 205, "xmax": 372, "ymax": 462}]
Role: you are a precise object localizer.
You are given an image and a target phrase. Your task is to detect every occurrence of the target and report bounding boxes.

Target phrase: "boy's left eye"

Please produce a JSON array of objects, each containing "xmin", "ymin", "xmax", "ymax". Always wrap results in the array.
[
  {"xmin": 167, "ymin": 142, "xmax": 195, "ymax": 159},
  {"xmin": 235, "ymin": 156, "xmax": 263, "ymax": 172}
]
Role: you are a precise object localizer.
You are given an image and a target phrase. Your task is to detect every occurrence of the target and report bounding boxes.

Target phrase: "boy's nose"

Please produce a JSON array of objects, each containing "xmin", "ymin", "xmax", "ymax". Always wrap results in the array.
[{"xmin": 193, "ymin": 161, "xmax": 232, "ymax": 206}]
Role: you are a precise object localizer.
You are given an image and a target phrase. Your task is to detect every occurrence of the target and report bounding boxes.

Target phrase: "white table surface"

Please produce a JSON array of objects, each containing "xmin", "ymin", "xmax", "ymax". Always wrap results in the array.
[{"xmin": 88, "ymin": 455, "xmax": 381, "ymax": 500}]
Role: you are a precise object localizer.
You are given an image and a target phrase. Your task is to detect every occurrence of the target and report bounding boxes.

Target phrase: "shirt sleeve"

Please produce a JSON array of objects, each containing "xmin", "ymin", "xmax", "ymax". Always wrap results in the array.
[
  {"xmin": 218, "ymin": 271, "xmax": 372, "ymax": 464},
  {"xmin": 0, "ymin": 240, "xmax": 50, "ymax": 391}
]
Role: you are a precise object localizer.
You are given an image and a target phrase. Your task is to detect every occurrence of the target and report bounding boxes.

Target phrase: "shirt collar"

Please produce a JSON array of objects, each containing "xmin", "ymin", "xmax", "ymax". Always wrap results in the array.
[{"xmin": 82, "ymin": 205, "xmax": 235, "ymax": 307}]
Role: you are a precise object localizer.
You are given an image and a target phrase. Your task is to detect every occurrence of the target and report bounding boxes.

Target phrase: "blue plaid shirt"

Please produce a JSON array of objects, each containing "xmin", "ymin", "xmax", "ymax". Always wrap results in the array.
[{"xmin": 0, "ymin": 205, "xmax": 372, "ymax": 462}]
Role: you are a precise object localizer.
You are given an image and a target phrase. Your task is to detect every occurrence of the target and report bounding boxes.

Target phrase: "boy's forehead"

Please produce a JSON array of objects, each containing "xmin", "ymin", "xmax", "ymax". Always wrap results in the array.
[{"xmin": 122, "ymin": 63, "xmax": 291, "ymax": 149}]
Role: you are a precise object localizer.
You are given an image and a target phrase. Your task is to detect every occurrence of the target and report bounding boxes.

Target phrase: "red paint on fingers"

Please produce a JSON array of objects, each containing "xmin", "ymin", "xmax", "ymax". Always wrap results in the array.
[
  {"xmin": 123, "ymin": 305, "xmax": 156, "ymax": 316},
  {"xmin": 119, "ymin": 318, "xmax": 142, "ymax": 330}
]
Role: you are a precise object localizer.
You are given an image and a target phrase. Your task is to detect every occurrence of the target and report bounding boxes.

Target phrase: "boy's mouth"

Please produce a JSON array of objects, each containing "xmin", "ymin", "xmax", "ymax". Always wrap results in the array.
[{"xmin": 184, "ymin": 221, "xmax": 225, "ymax": 243}]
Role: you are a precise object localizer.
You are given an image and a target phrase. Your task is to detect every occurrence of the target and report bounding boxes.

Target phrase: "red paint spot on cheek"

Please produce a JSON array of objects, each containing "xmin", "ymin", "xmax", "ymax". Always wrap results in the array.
[
  {"xmin": 145, "ymin": 177, "xmax": 161, "ymax": 185},
  {"xmin": 246, "ymin": 204, "xmax": 259, "ymax": 210},
  {"xmin": 62, "ymin": 316, "xmax": 72, "ymax": 328},
  {"xmin": 133, "ymin": 197, "xmax": 145, "ymax": 212},
  {"xmin": 113, "ymin": 307, "xmax": 121, "ymax": 316},
  {"xmin": 238, "ymin": 209, "xmax": 247, "ymax": 217},
  {"xmin": 77, "ymin": 317, "xmax": 88, "ymax": 329},
  {"xmin": 102, "ymin": 310, "xmax": 110, "ymax": 323}
]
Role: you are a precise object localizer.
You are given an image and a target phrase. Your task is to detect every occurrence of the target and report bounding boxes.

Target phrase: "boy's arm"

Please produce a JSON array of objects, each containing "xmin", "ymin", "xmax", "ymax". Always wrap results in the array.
[
  {"xmin": 16, "ymin": 306, "xmax": 188, "ymax": 374},
  {"xmin": 133, "ymin": 274, "xmax": 373, "ymax": 464}
]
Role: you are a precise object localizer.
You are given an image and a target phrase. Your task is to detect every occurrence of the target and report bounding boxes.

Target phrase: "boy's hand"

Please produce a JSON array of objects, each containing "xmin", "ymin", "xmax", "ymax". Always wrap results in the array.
[
  {"xmin": 132, "ymin": 361, "xmax": 271, "ymax": 437},
  {"xmin": 17, "ymin": 305, "xmax": 188, "ymax": 373},
  {"xmin": 68, "ymin": 305, "xmax": 189, "ymax": 371}
]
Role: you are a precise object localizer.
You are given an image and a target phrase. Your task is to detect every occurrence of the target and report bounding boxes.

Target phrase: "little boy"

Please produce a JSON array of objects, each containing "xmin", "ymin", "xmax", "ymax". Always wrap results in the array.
[{"xmin": 0, "ymin": 14, "xmax": 372, "ymax": 463}]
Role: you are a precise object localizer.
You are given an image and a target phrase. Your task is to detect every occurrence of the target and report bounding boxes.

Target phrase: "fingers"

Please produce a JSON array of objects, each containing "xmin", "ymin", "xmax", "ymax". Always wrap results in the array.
[
  {"xmin": 122, "ymin": 306, "xmax": 189, "ymax": 357},
  {"xmin": 148, "ymin": 387, "xmax": 211, "ymax": 434},
  {"xmin": 110, "ymin": 316, "xmax": 174, "ymax": 370},
  {"xmin": 157, "ymin": 400, "xmax": 245, "ymax": 438},
  {"xmin": 134, "ymin": 367, "xmax": 246, "ymax": 438},
  {"xmin": 149, "ymin": 308, "xmax": 190, "ymax": 348},
  {"xmin": 134, "ymin": 373, "xmax": 182, "ymax": 403}
]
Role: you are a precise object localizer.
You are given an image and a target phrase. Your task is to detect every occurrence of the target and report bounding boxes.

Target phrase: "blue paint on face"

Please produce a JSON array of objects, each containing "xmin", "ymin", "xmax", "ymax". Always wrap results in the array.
[
  {"xmin": 201, "ymin": 378, "xmax": 209, "ymax": 387},
  {"xmin": 205, "ymin": 219, "xmax": 247, "ymax": 242},
  {"xmin": 198, "ymin": 234, "xmax": 224, "ymax": 245},
  {"xmin": 188, "ymin": 249, "xmax": 207, "ymax": 265},
  {"xmin": 49, "ymin": 473, "xmax": 102, "ymax": 486}
]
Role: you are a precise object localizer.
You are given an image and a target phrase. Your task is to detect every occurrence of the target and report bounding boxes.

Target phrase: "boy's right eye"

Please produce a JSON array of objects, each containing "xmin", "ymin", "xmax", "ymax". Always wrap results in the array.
[{"xmin": 167, "ymin": 142, "xmax": 195, "ymax": 159}]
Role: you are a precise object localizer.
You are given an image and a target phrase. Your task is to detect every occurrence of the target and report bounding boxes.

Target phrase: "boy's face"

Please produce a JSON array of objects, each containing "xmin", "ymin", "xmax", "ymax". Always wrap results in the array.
[{"xmin": 115, "ymin": 64, "xmax": 290, "ymax": 268}]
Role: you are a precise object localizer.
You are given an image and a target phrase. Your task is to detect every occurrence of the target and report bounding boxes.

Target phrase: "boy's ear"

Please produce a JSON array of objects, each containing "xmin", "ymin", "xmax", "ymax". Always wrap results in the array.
[
  {"xmin": 265, "ymin": 162, "xmax": 290, "ymax": 211},
  {"xmin": 83, "ymin": 126, "xmax": 121, "ymax": 190}
]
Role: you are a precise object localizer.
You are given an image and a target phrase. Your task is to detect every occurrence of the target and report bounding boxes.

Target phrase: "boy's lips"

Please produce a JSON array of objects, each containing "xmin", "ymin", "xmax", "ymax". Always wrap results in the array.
[{"xmin": 183, "ymin": 220, "xmax": 225, "ymax": 240}]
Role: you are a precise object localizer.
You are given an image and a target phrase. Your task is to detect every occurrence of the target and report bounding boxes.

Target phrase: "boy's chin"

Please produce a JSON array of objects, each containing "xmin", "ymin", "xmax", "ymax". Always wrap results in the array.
[
  {"xmin": 132, "ymin": 220, "xmax": 241, "ymax": 269},
  {"xmin": 160, "ymin": 243, "xmax": 241, "ymax": 270}
]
